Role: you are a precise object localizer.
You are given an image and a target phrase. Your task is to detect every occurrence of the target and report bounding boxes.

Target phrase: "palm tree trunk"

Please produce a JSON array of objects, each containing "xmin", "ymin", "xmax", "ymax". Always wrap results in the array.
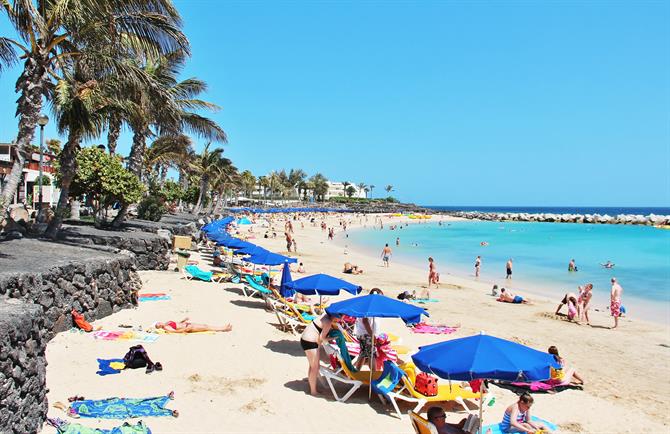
[
  {"xmin": 193, "ymin": 176, "xmax": 209, "ymax": 214},
  {"xmin": 45, "ymin": 130, "xmax": 82, "ymax": 238},
  {"xmin": 113, "ymin": 128, "xmax": 147, "ymax": 226},
  {"xmin": 106, "ymin": 114, "xmax": 122, "ymax": 154},
  {"xmin": 159, "ymin": 164, "xmax": 168, "ymax": 186},
  {"xmin": 0, "ymin": 55, "xmax": 49, "ymax": 212},
  {"xmin": 127, "ymin": 127, "xmax": 149, "ymax": 178}
]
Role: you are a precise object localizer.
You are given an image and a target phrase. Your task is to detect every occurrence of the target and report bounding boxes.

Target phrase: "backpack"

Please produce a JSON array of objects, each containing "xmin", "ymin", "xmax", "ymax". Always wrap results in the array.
[
  {"xmin": 123, "ymin": 345, "xmax": 149, "ymax": 369},
  {"xmin": 415, "ymin": 372, "xmax": 438, "ymax": 396}
]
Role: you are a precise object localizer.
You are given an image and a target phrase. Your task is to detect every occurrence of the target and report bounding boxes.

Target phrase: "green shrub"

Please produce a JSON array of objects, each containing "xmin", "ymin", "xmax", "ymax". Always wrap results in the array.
[{"xmin": 137, "ymin": 196, "xmax": 167, "ymax": 221}]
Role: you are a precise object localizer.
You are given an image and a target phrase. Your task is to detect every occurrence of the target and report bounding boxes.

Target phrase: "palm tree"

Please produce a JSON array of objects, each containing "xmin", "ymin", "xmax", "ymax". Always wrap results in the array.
[
  {"xmin": 210, "ymin": 159, "xmax": 238, "ymax": 213},
  {"xmin": 288, "ymin": 169, "xmax": 307, "ymax": 199},
  {"xmin": 385, "ymin": 185, "xmax": 394, "ymax": 194},
  {"xmin": 191, "ymin": 143, "xmax": 224, "ymax": 214},
  {"xmin": 239, "ymin": 170, "xmax": 257, "ymax": 198},
  {"xmin": 342, "ymin": 181, "xmax": 350, "ymax": 198},
  {"xmin": 309, "ymin": 173, "xmax": 329, "ymax": 202},
  {"xmin": 0, "ymin": 0, "xmax": 188, "ymax": 212},
  {"xmin": 368, "ymin": 184, "xmax": 375, "ymax": 199},
  {"xmin": 357, "ymin": 182, "xmax": 367, "ymax": 198},
  {"xmin": 144, "ymin": 134, "xmax": 193, "ymax": 185}
]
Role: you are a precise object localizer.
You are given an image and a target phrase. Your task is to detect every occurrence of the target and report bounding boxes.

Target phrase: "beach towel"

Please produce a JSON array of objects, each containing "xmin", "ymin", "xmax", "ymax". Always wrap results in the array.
[
  {"xmin": 138, "ymin": 293, "xmax": 171, "ymax": 302},
  {"xmin": 410, "ymin": 322, "xmax": 459, "ymax": 335},
  {"xmin": 328, "ymin": 329, "xmax": 359, "ymax": 372},
  {"xmin": 483, "ymin": 416, "xmax": 557, "ymax": 434},
  {"xmin": 96, "ymin": 358, "xmax": 125, "ymax": 376},
  {"xmin": 93, "ymin": 331, "xmax": 159, "ymax": 343},
  {"xmin": 412, "ymin": 298, "xmax": 440, "ymax": 304},
  {"xmin": 48, "ymin": 418, "xmax": 152, "ymax": 434},
  {"xmin": 69, "ymin": 394, "xmax": 175, "ymax": 419}
]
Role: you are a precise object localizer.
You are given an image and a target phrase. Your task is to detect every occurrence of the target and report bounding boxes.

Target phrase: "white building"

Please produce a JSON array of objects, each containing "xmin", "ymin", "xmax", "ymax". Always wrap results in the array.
[
  {"xmin": 325, "ymin": 182, "xmax": 366, "ymax": 199},
  {"xmin": 0, "ymin": 143, "xmax": 59, "ymax": 207}
]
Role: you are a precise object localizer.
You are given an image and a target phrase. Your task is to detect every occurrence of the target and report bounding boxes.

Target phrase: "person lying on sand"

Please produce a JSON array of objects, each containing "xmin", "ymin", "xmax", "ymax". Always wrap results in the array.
[
  {"xmin": 497, "ymin": 288, "xmax": 530, "ymax": 304},
  {"xmin": 154, "ymin": 318, "xmax": 232, "ymax": 333},
  {"xmin": 343, "ymin": 262, "xmax": 363, "ymax": 274}
]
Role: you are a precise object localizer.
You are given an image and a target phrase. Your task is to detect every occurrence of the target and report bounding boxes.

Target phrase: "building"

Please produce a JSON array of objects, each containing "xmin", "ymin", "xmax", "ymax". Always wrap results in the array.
[
  {"xmin": 324, "ymin": 181, "xmax": 366, "ymax": 199},
  {"xmin": 0, "ymin": 142, "xmax": 59, "ymax": 207}
]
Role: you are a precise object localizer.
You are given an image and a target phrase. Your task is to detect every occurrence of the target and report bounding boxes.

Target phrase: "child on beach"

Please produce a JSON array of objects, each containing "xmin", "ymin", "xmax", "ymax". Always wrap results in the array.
[{"xmin": 501, "ymin": 393, "xmax": 553, "ymax": 434}]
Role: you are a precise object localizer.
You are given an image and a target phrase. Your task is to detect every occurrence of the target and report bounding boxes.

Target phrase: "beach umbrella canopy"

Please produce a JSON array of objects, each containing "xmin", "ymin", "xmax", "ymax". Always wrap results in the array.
[
  {"xmin": 411, "ymin": 332, "xmax": 559, "ymax": 382},
  {"xmin": 237, "ymin": 217, "xmax": 252, "ymax": 225},
  {"xmin": 280, "ymin": 262, "xmax": 294, "ymax": 298},
  {"xmin": 234, "ymin": 244, "xmax": 267, "ymax": 255},
  {"xmin": 246, "ymin": 250, "xmax": 297, "ymax": 265},
  {"xmin": 326, "ymin": 294, "xmax": 428, "ymax": 324},
  {"xmin": 287, "ymin": 273, "xmax": 362, "ymax": 296}
]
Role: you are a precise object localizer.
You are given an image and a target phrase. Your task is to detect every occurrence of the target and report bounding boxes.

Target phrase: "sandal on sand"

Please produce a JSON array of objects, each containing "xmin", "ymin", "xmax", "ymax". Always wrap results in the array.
[
  {"xmin": 168, "ymin": 391, "xmax": 175, "ymax": 400},
  {"xmin": 154, "ymin": 362, "xmax": 163, "ymax": 371},
  {"xmin": 145, "ymin": 364, "xmax": 155, "ymax": 374},
  {"xmin": 172, "ymin": 410, "xmax": 179, "ymax": 418}
]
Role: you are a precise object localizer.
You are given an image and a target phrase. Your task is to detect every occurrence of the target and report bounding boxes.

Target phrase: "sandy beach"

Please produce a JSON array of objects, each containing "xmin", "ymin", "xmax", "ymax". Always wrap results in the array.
[{"xmin": 41, "ymin": 214, "xmax": 670, "ymax": 433}]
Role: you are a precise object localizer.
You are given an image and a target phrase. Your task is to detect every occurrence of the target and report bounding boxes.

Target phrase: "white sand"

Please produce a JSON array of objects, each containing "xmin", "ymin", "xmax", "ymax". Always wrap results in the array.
[{"xmin": 42, "ymin": 214, "xmax": 670, "ymax": 433}]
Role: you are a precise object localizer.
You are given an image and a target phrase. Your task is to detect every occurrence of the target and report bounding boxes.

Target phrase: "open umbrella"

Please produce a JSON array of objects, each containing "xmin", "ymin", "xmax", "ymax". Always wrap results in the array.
[
  {"xmin": 287, "ymin": 274, "xmax": 361, "ymax": 296},
  {"xmin": 280, "ymin": 262, "xmax": 294, "ymax": 299},
  {"xmin": 411, "ymin": 332, "xmax": 559, "ymax": 433},
  {"xmin": 246, "ymin": 250, "xmax": 297, "ymax": 266},
  {"xmin": 326, "ymin": 294, "xmax": 429, "ymax": 398}
]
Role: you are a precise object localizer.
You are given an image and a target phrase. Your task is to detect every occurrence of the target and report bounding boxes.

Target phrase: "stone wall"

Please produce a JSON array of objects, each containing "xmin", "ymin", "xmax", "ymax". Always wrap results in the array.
[
  {"xmin": 447, "ymin": 211, "xmax": 670, "ymax": 226},
  {"xmin": 58, "ymin": 224, "xmax": 172, "ymax": 271},
  {"xmin": 0, "ymin": 239, "xmax": 142, "ymax": 433},
  {"xmin": 0, "ymin": 300, "xmax": 47, "ymax": 434}
]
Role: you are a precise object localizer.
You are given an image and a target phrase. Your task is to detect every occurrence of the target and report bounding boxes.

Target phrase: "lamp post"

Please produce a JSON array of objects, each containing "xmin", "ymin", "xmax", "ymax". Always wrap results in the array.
[{"xmin": 37, "ymin": 114, "xmax": 49, "ymax": 222}]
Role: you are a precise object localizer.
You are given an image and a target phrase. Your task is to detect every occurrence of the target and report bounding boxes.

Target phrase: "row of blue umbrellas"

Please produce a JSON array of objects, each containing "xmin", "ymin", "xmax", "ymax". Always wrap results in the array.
[
  {"xmin": 228, "ymin": 207, "xmax": 352, "ymax": 213},
  {"xmin": 202, "ymin": 216, "xmax": 558, "ymax": 426}
]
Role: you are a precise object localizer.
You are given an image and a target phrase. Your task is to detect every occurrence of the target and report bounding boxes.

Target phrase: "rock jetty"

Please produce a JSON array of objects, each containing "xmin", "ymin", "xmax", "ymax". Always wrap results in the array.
[{"xmin": 446, "ymin": 211, "xmax": 670, "ymax": 226}]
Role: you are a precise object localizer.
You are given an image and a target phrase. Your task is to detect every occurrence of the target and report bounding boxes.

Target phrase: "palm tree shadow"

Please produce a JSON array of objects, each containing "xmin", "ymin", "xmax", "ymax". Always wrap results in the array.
[{"xmin": 264, "ymin": 339, "xmax": 303, "ymax": 357}]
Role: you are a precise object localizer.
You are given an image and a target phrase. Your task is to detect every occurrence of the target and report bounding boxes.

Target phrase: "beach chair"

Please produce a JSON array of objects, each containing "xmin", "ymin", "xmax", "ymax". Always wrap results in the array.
[
  {"xmin": 242, "ymin": 275, "xmax": 273, "ymax": 298},
  {"xmin": 409, "ymin": 411, "xmax": 438, "ymax": 434},
  {"xmin": 270, "ymin": 304, "xmax": 309, "ymax": 334},
  {"xmin": 384, "ymin": 362, "xmax": 480, "ymax": 416},
  {"xmin": 183, "ymin": 265, "xmax": 213, "ymax": 282},
  {"xmin": 372, "ymin": 360, "xmax": 410, "ymax": 418}
]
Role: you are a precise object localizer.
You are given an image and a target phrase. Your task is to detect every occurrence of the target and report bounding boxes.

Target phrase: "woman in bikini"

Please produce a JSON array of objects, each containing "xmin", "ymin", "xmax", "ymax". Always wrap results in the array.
[
  {"xmin": 501, "ymin": 393, "xmax": 552, "ymax": 433},
  {"xmin": 547, "ymin": 345, "xmax": 584, "ymax": 385},
  {"xmin": 154, "ymin": 318, "xmax": 232, "ymax": 333},
  {"xmin": 300, "ymin": 313, "xmax": 338, "ymax": 395}
]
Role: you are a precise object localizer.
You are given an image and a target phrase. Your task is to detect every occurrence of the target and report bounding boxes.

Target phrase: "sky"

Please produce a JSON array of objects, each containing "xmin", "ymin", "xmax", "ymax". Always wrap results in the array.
[{"xmin": 1, "ymin": 1, "xmax": 669, "ymax": 206}]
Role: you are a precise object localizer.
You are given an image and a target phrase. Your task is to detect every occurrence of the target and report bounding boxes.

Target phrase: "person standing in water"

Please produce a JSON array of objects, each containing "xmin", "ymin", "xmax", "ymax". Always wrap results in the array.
[
  {"xmin": 610, "ymin": 278, "xmax": 624, "ymax": 329},
  {"xmin": 506, "ymin": 259, "xmax": 513, "ymax": 279},
  {"xmin": 396, "ymin": 237, "xmax": 400, "ymax": 246},
  {"xmin": 381, "ymin": 243, "xmax": 392, "ymax": 267},
  {"xmin": 475, "ymin": 256, "xmax": 482, "ymax": 278},
  {"xmin": 568, "ymin": 259, "xmax": 577, "ymax": 272}
]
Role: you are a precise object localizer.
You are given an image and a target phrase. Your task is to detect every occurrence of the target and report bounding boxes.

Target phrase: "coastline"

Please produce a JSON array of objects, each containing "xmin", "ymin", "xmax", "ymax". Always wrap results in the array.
[
  {"xmin": 41, "ymin": 212, "xmax": 670, "ymax": 433},
  {"xmin": 341, "ymin": 221, "xmax": 670, "ymax": 325}
]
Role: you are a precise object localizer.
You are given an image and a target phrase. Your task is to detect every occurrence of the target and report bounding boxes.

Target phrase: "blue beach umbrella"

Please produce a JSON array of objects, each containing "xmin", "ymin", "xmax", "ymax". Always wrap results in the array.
[
  {"xmin": 411, "ymin": 332, "xmax": 559, "ymax": 433},
  {"xmin": 280, "ymin": 262, "xmax": 294, "ymax": 298},
  {"xmin": 326, "ymin": 293, "xmax": 428, "ymax": 324},
  {"xmin": 246, "ymin": 250, "xmax": 297, "ymax": 266},
  {"xmin": 326, "ymin": 293, "xmax": 429, "ymax": 398},
  {"xmin": 287, "ymin": 273, "xmax": 362, "ymax": 296},
  {"xmin": 412, "ymin": 332, "xmax": 558, "ymax": 382},
  {"xmin": 234, "ymin": 244, "xmax": 267, "ymax": 255}
]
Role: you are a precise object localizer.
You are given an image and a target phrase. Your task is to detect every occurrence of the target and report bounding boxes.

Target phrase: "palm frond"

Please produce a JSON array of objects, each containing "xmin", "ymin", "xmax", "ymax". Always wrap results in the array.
[
  {"xmin": 180, "ymin": 113, "xmax": 227, "ymax": 143},
  {"xmin": 0, "ymin": 37, "xmax": 19, "ymax": 73}
]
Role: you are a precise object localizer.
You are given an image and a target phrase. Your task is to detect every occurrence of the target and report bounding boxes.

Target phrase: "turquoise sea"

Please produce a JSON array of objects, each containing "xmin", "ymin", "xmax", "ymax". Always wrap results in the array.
[{"xmin": 345, "ymin": 220, "xmax": 670, "ymax": 323}]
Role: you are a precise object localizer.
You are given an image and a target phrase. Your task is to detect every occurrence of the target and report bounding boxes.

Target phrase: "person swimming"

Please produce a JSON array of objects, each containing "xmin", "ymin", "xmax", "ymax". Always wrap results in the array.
[{"xmin": 601, "ymin": 261, "xmax": 615, "ymax": 269}]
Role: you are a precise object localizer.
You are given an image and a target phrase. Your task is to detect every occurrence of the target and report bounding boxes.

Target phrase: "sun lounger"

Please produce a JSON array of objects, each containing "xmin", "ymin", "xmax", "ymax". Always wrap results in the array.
[
  {"xmin": 319, "ymin": 338, "xmax": 383, "ymax": 402},
  {"xmin": 242, "ymin": 275, "xmax": 274, "ymax": 298},
  {"xmin": 409, "ymin": 411, "xmax": 439, "ymax": 434},
  {"xmin": 380, "ymin": 361, "xmax": 481, "ymax": 417},
  {"xmin": 183, "ymin": 265, "xmax": 214, "ymax": 282}
]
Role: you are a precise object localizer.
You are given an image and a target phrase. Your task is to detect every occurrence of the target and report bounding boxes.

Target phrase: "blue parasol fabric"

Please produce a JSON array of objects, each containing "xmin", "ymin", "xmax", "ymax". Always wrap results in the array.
[
  {"xmin": 234, "ymin": 244, "xmax": 267, "ymax": 255},
  {"xmin": 325, "ymin": 294, "xmax": 428, "ymax": 324},
  {"xmin": 286, "ymin": 273, "xmax": 361, "ymax": 296},
  {"xmin": 411, "ymin": 332, "xmax": 560, "ymax": 382},
  {"xmin": 280, "ymin": 262, "xmax": 295, "ymax": 298},
  {"xmin": 246, "ymin": 250, "xmax": 297, "ymax": 265}
]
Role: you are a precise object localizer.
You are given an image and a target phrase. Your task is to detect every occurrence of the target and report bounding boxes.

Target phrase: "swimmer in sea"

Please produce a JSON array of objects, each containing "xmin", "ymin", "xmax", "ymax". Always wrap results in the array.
[{"xmin": 601, "ymin": 261, "xmax": 615, "ymax": 269}]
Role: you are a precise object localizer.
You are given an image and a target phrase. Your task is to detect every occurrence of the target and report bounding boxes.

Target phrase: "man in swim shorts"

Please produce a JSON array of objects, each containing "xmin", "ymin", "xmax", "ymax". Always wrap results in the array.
[
  {"xmin": 381, "ymin": 243, "xmax": 392, "ymax": 267},
  {"xmin": 506, "ymin": 259, "xmax": 513, "ymax": 279},
  {"xmin": 497, "ymin": 288, "xmax": 530, "ymax": 304},
  {"xmin": 610, "ymin": 278, "xmax": 623, "ymax": 329}
]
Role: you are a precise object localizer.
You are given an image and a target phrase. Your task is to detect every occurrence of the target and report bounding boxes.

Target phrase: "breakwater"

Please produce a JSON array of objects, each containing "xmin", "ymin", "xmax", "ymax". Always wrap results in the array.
[{"xmin": 447, "ymin": 211, "xmax": 670, "ymax": 226}]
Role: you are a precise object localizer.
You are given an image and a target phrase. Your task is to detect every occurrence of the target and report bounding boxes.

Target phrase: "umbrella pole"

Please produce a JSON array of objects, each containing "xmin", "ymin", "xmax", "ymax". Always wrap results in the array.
[
  {"xmin": 478, "ymin": 381, "xmax": 486, "ymax": 434},
  {"xmin": 368, "ymin": 318, "xmax": 375, "ymax": 400}
]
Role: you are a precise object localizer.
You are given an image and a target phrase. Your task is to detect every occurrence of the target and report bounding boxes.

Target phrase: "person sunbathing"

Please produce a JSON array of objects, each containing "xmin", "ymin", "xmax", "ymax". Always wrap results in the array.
[
  {"xmin": 497, "ymin": 288, "xmax": 530, "ymax": 304},
  {"xmin": 154, "ymin": 318, "xmax": 232, "ymax": 333},
  {"xmin": 548, "ymin": 346, "xmax": 584, "ymax": 386},
  {"xmin": 343, "ymin": 262, "xmax": 363, "ymax": 274}
]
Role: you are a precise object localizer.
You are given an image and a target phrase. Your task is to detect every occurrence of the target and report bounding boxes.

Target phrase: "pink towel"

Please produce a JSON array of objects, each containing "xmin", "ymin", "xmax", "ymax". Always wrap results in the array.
[{"xmin": 411, "ymin": 322, "xmax": 458, "ymax": 334}]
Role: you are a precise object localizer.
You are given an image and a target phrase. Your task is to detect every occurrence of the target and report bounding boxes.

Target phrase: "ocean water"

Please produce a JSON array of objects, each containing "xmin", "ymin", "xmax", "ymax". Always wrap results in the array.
[
  {"xmin": 425, "ymin": 205, "xmax": 670, "ymax": 215},
  {"xmin": 346, "ymin": 220, "xmax": 670, "ymax": 322}
]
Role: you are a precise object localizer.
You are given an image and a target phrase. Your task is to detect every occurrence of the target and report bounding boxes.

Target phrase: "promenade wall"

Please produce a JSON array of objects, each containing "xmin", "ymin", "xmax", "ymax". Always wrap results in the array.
[{"xmin": 0, "ymin": 240, "xmax": 143, "ymax": 433}]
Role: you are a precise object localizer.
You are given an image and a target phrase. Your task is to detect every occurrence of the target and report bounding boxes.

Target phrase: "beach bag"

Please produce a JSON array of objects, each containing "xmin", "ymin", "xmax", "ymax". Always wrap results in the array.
[
  {"xmin": 415, "ymin": 372, "xmax": 438, "ymax": 396},
  {"xmin": 71, "ymin": 310, "xmax": 93, "ymax": 332},
  {"xmin": 123, "ymin": 345, "xmax": 149, "ymax": 369}
]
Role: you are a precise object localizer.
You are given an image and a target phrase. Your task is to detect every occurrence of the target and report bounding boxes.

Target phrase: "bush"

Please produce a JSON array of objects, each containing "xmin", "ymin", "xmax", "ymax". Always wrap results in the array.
[{"xmin": 137, "ymin": 195, "xmax": 167, "ymax": 221}]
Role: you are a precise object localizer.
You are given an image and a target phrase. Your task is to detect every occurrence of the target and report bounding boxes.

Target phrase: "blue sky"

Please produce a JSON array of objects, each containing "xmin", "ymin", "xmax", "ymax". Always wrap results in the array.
[{"xmin": 1, "ymin": 1, "xmax": 669, "ymax": 206}]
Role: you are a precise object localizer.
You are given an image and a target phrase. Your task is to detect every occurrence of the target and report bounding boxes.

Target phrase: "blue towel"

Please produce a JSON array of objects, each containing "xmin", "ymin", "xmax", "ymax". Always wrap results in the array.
[
  {"xmin": 54, "ymin": 419, "xmax": 152, "ymax": 434},
  {"xmin": 185, "ymin": 265, "xmax": 213, "ymax": 282},
  {"xmin": 96, "ymin": 358, "xmax": 125, "ymax": 376},
  {"xmin": 139, "ymin": 295, "xmax": 171, "ymax": 301},
  {"xmin": 70, "ymin": 395, "xmax": 175, "ymax": 419}
]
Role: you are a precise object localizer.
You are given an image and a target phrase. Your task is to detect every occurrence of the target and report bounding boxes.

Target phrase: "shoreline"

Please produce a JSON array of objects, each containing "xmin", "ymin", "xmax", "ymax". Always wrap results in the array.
[{"xmin": 340, "ymin": 220, "xmax": 669, "ymax": 325}]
